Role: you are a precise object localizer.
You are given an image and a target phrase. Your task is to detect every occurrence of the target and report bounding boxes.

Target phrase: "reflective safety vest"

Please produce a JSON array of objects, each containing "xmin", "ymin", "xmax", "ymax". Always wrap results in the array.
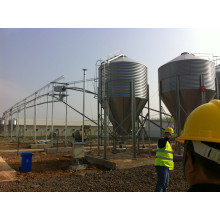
[{"xmin": 155, "ymin": 138, "xmax": 174, "ymax": 170}]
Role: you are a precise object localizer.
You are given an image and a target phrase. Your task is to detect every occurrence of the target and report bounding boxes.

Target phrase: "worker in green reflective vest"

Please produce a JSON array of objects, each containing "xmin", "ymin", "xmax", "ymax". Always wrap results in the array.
[{"xmin": 155, "ymin": 127, "xmax": 174, "ymax": 192}]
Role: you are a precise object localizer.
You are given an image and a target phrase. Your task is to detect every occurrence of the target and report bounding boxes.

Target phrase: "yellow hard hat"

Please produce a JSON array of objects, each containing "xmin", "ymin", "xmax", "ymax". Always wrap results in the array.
[
  {"xmin": 176, "ymin": 99, "xmax": 220, "ymax": 144},
  {"xmin": 164, "ymin": 127, "xmax": 174, "ymax": 134}
]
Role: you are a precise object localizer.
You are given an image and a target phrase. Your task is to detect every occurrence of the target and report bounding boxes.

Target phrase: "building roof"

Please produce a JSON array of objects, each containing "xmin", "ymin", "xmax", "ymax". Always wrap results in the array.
[{"xmin": 16, "ymin": 119, "xmax": 99, "ymax": 126}]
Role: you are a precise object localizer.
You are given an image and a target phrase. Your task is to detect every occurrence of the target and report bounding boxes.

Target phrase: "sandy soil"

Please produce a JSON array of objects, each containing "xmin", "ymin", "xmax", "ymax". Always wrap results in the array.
[{"xmin": 0, "ymin": 138, "xmax": 189, "ymax": 192}]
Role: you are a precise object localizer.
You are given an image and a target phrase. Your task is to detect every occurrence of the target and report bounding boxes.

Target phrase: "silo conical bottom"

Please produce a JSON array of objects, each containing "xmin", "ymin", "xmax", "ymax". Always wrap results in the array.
[
  {"xmin": 161, "ymin": 89, "xmax": 216, "ymax": 130},
  {"xmin": 108, "ymin": 97, "xmax": 147, "ymax": 135}
]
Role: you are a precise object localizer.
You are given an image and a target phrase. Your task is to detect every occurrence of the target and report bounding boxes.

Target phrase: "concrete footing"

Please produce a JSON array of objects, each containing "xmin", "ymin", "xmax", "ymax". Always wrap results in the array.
[
  {"xmin": 69, "ymin": 164, "xmax": 88, "ymax": 171},
  {"xmin": 86, "ymin": 155, "xmax": 116, "ymax": 170},
  {"xmin": 85, "ymin": 153, "xmax": 155, "ymax": 170}
]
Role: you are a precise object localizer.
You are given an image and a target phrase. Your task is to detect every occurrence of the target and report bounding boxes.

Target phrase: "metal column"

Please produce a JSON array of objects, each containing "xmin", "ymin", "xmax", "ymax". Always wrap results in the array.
[
  {"xmin": 97, "ymin": 90, "xmax": 100, "ymax": 156},
  {"xmin": 159, "ymin": 81, "xmax": 162, "ymax": 137},
  {"xmin": 176, "ymin": 76, "xmax": 181, "ymax": 155},
  {"xmin": 147, "ymin": 84, "xmax": 151, "ymax": 156},
  {"xmin": 33, "ymin": 92, "xmax": 37, "ymax": 143},
  {"xmin": 23, "ymin": 99, "xmax": 26, "ymax": 141},
  {"xmin": 46, "ymin": 93, "xmax": 49, "ymax": 141},
  {"xmin": 113, "ymin": 127, "xmax": 117, "ymax": 154},
  {"xmin": 65, "ymin": 88, "xmax": 68, "ymax": 146},
  {"xmin": 216, "ymin": 75, "xmax": 219, "ymax": 100},
  {"xmin": 131, "ymin": 80, "xmax": 136, "ymax": 159},
  {"xmin": 82, "ymin": 69, "xmax": 87, "ymax": 143},
  {"xmin": 141, "ymin": 111, "xmax": 145, "ymax": 147},
  {"xmin": 16, "ymin": 106, "xmax": 19, "ymax": 141},
  {"xmin": 137, "ymin": 119, "xmax": 140, "ymax": 154},
  {"xmin": 10, "ymin": 110, "xmax": 13, "ymax": 139},
  {"xmin": 51, "ymin": 84, "xmax": 54, "ymax": 147},
  {"xmin": 96, "ymin": 60, "xmax": 102, "ymax": 156},
  {"xmin": 3, "ymin": 116, "xmax": 6, "ymax": 137},
  {"xmin": 103, "ymin": 81, "xmax": 109, "ymax": 159},
  {"xmin": 201, "ymin": 74, "xmax": 206, "ymax": 104}
]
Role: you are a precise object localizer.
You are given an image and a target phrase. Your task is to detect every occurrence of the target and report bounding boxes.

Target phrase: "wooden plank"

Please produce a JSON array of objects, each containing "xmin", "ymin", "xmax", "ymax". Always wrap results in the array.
[
  {"xmin": 0, "ymin": 157, "xmax": 17, "ymax": 182},
  {"xmin": 0, "ymin": 149, "xmax": 44, "ymax": 153}
]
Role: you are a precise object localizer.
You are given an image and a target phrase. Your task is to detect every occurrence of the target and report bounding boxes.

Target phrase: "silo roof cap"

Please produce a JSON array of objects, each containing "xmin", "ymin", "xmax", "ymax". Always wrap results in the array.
[
  {"xmin": 109, "ymin": 55, "xmax": 138, "ymax": 63},
  {"xmin": 166, "ymin": 52, "xmax": 208, "ymax": 64},
  {"xmin": 103, "ymin": 54, "xmax": 146, "ymax": 66}
]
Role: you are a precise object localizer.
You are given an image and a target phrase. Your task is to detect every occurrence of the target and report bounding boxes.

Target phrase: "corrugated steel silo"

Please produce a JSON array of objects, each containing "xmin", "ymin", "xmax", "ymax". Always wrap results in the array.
[
  {"xmin": 216, "ymin": 64, "xmax": 220, "ymax": 99},
  {"xmin": 158, "ymin": 52, "xmax": 216, "ymax": 131},
  {"xmin": 98, "ymin": 55, "xmax": 148, "ymax": 135}
]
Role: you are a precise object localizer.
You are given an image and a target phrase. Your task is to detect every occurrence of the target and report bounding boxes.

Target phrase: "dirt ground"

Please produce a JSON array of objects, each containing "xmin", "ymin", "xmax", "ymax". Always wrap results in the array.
[{"xmin": 0, "ymin": 138, "xmax": 189, "ymax": 192}]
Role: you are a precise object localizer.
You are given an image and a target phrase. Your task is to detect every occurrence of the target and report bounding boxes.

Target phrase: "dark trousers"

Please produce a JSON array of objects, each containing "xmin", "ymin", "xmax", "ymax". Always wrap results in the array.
[{"xmin": 155, "ymin": 166, "xmax": 169, "ymax": 192}]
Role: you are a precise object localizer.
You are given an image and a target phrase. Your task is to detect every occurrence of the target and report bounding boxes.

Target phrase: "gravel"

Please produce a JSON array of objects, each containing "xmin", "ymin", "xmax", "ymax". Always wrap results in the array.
[{"xmin": 0, "ymin": 156, "xmax": 188, "ymax": 192}]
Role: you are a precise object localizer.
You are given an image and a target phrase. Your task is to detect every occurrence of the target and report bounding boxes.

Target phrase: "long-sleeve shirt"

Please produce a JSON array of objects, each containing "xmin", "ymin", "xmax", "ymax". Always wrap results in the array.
[
  {"xmin": 158, "ymin": 137, "xmax": 170, "ymax": 148},
  {"xmin": 188, "ymin": 183, "xmax": 220, "ymax": 192}
]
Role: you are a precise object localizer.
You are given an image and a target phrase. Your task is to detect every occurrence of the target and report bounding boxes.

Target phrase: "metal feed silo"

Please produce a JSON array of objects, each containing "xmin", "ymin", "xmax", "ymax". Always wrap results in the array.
[
  {"xmin": 158, "ymin": 52, "xmax": 216, "ymax": 134},
  {"xmin": 98, "ymin": 54, "xmax": 148, "ymax": 135},
  {"xmin": 216, "ymin": 64, "xmax": 220, "ymax": 99}
]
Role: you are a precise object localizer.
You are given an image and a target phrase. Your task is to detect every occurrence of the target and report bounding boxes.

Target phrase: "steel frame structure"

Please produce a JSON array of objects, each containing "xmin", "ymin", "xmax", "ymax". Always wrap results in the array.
[{"xmin": 2, "ymin": 74, "xmax": 98, "ymax": 147}]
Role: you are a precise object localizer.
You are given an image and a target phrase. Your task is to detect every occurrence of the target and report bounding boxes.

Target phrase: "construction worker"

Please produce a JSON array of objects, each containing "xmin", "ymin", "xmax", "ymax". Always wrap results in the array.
[
  {"xmin": 155, "ymin": 127, "xmax": 174, "ymax": 192},
  {"xmin": 176, "ymin": 99, "xmax": 220, "ymax": 192}
]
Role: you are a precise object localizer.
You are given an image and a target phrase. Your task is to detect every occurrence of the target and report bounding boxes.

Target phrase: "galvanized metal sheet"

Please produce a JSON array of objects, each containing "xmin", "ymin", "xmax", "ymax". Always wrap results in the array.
[
  {"xmin": 158, "ymin": 53, "xmax": 216, "ymax": 129},
  {"xmin": 98, "ymin": 55, "xmax": 148, "ymax": 135},
  {"xmin": 159, "ymin": 59, "xmax": 215, "ymax": 93},
  {"xmin": 161, "ymin": 89, "xmax": 216, "ymax": 129},
  {"xmin": 216, "ymin": 64, "xmax": 220, "ymax": 97}
]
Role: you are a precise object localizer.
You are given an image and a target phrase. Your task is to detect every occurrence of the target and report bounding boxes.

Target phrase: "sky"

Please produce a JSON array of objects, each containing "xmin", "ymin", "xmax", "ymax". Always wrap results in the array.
[
  {"xmin": 1, "ymin": 27, "xmax": 220, "ymax": 218},
  {"xmin": 1, "ymin": 1, "xmax": 220, "ymax": 218},
  {"xmin": 1, "ymin": 28, "xmax": 220, "ymax": 121}
]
